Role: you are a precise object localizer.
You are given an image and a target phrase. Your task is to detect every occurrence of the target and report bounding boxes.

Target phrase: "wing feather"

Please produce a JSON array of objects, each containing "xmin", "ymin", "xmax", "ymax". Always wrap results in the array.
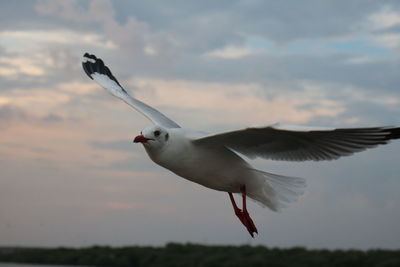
[
  {"xmin": 192, "ymin": 123, "xmax": 400, "ymax": 161},
  {"xmin": 82, "ymin": 53, "xmax": 180, "ymax": 128}
]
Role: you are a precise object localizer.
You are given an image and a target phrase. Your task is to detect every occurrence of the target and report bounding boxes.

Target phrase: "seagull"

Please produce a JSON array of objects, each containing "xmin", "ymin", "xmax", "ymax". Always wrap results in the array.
[{"xmin": 82, "ymin": 53, "xmax": 400, "ymax": 237}]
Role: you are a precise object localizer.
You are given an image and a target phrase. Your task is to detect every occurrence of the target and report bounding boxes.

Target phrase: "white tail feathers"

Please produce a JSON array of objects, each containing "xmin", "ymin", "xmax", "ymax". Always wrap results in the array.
[{"xmin": 247, "ymin": 168, "xmax": 306, "ymax": 212}]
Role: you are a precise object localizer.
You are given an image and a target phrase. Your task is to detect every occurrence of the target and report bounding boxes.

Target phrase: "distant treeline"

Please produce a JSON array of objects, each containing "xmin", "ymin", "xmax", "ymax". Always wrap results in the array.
[{"xmin": 1, "ymin": 243, "xmax": 400, "ymax": 267}]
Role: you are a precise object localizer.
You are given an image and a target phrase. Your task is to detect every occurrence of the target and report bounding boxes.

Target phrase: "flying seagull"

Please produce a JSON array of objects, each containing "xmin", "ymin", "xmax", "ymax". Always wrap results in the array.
[{"xmin": 82, "ymin": 53, "xmax": 400, "ymax": 237}]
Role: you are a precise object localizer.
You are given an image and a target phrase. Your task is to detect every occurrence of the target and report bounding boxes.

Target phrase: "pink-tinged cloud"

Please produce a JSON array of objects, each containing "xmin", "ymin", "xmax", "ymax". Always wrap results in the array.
[{"xmin": 131, "ymin": 78, "xmax": 345, "ymax": 126}]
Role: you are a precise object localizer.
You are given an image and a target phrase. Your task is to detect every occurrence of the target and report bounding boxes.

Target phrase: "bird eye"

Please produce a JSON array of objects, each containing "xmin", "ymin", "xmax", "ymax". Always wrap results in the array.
[{"xmin": 154, "ymin": 130, "xmax": 161, "ymax": 137}]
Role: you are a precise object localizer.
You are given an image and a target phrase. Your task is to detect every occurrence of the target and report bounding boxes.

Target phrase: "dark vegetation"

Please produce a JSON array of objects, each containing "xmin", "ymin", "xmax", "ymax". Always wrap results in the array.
[{"xmin": 1, "ymin": 243, "xmax": 400, "ymax": 267}]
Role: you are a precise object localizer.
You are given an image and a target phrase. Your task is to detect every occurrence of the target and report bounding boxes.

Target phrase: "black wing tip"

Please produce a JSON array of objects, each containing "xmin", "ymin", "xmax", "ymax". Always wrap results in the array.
[
  {"xmin": 82, "ymin": 52, "xmax": 124, "ymax": 89},
  {"xmin": 83, "ymin": 52, "xmax": 96, "ymax": 60},
  {"xmin": 386, "ymin": 127, "xmax": 400, "ymax": 140},
  {"xmin": 335, "ymin": 126, "xmax": 400, "ymax": 141}
]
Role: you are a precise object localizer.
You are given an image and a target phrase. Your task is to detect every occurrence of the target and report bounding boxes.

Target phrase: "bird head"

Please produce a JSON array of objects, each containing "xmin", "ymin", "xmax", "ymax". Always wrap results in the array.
[{"xmin": 133, "ymin": 125, "xmax": 169, "ymax": 149}]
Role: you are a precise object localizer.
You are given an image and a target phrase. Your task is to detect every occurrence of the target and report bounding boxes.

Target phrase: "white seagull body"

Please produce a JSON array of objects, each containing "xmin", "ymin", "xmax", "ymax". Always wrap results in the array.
[{"xmin": 82, "ymin": 53, "xmax": 400, "ymax": 237}]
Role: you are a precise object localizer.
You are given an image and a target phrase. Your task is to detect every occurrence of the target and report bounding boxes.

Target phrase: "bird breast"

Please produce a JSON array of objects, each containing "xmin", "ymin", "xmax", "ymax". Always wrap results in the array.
[{"xmin": 146, "ymin": 137, "xmax": 250, "ymax": 192}]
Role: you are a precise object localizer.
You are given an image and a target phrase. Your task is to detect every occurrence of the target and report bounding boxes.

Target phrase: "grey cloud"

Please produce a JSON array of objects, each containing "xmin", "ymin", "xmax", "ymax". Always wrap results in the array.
[
  {"xmin": 42, "ymin": 113, "xmax": 64, "ymax": 122},
  {"xmin": 0, "ymin": 104, "xmax": 73, "ymax": 128},
  {"xmin": 35, "ymin": 0, "xmax": 92, "ymax": 23},
  {"xmin": 231, "ymin": 1, "xmax": 379, "ymax": 42},
  {"xmin": 109, "ymin": 0, "xmax": 391, "ymax": 44},
  {"xmin": 79, "ymin": 0, "xmax": 400, "ymax": 45},
  {"xmin": 337, "ymin": 101, "xmax": 400, "ymax": 126},
  {"xmin": 89, "ymin": 140, "xmax": 160, "ymax": 172},
  {"xmin": 0, "ymin": 1, "xmax": 39, "ymax": 30},
  {"xmin": 0, "ymin": 105, "xmax": 27, "ymax": 125},
  {"xmin": 30, "ymin": 0, "xmax": 400, "ymax": 94},
  {"xmin": 91, "ymin": 139, "xmax": 135, "ymax": 152},
  {"xmin": 0, "ymin": 76, "xmax": 48, "ymax": 92},
  {"xmin": 101, "ymin": 156, "xmax": 160, "ymax": 173},
  {"xmin": 18, "ymin": 0, "xmax": 400, "ymax": 52},
  {"xmin": 375, "ymin": 24, "xmax": 400, "ymax": 34},
  {"xmin": 0, "ymin": 45, "xmax": 78, "ymax": 90},
  {"xmin": 166, "ymin": 52, "xmax": 400, "ymax": 96},
  {"xmin": 271, "ymin": 54, "xmax": 400, "ymax": 93}
]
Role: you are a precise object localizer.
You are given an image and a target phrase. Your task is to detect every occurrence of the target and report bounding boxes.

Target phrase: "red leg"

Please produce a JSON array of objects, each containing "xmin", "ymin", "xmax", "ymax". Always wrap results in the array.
[
  {"xmin": 241, "ymin": 186, "xmax": 247, "ymax": 211},
  {"xmin": 240, "ymin": 186, "xmax": 258, "ymax": 236},
  {"xmin": 228, "ymin": 186, "xmax": 258, "ymax": 237},
  {"xmin": 229, "ymin": 192, "xmax": 247, "ymax": 226}
]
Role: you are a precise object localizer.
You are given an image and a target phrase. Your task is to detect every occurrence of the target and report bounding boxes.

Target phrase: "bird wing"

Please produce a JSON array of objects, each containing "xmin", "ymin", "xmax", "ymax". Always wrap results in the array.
[
  {"xmin": 191, "ymin": 123, "xmax": 400, "ymax": 161},
  {"xmin": 82, "ymin": 53, "xmax": 180, "ymax": 128}
]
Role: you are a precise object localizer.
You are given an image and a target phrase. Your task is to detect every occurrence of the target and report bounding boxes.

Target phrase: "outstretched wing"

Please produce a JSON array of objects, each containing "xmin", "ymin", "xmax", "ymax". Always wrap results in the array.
[
  {"xmin": 192, "ymin": 123, "xmax": 400, "ymax": 161},
  {"xmin": 82, "ymin": 53, "xmax": 180, "ymax": 128}
]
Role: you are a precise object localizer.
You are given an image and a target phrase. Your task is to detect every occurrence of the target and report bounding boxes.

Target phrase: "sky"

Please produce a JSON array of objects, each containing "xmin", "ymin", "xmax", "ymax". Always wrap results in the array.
[{"xmin": 1, "ymin": 0, "xmax": 400, "ymax": 250}]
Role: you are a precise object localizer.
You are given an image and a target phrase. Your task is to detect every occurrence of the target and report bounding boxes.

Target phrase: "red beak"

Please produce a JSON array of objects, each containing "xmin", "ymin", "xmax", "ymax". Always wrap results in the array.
[{"xmin": 133, "ymin": 135, "xmax": 153, "ymax": 143}]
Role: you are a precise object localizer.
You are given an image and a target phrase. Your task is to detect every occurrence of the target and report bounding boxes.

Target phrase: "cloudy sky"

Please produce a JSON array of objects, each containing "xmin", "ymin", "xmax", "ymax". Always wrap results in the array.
[{"xmin": 1, "ymin": 0, "xmax": 400, "ymax": 249}]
